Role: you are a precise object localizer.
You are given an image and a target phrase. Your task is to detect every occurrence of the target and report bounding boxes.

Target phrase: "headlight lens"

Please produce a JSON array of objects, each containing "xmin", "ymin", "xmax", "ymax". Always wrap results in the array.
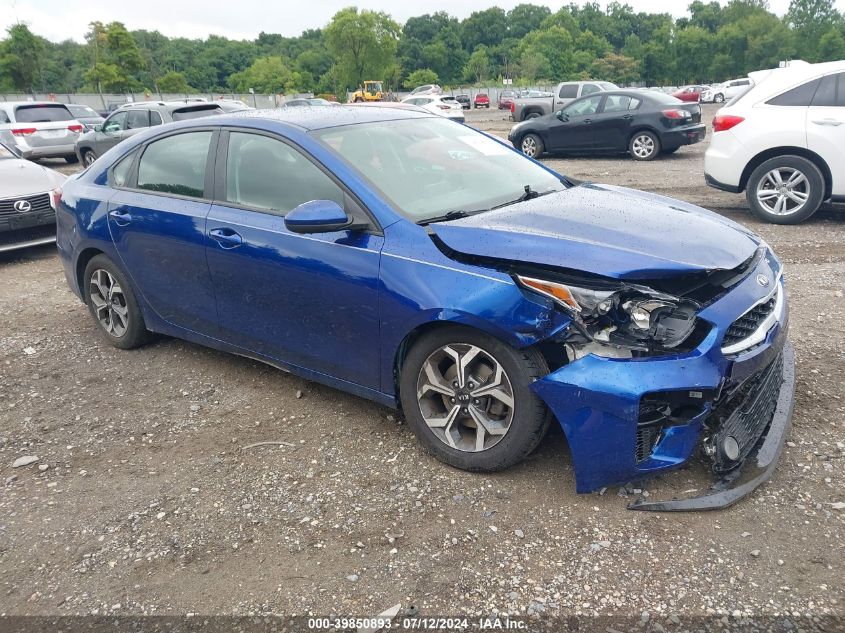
[{"xmin": 515, "ymin": 275, "xmax": 699, "ymax": 351}]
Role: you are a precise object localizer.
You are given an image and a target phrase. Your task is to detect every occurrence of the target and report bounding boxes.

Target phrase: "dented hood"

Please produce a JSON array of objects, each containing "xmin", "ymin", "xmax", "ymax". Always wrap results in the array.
[{"xmin": 430, "ymin": 183, "xmax": 760, "ymax": 280}]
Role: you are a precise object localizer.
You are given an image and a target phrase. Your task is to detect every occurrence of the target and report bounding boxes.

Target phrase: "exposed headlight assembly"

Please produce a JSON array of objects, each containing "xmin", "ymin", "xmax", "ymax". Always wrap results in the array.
[{"xmin": 516, "ymin": 275, "xmax": 699, "ymax": 352}]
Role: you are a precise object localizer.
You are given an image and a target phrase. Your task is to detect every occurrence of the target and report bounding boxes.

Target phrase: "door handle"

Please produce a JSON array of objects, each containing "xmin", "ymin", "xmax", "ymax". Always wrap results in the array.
[
  {"xmin": 622, "ymin": 114, "xmax": 633, "ymax": 120},
  {"xmin": 108, "ymin": 209, "xmax": 133, "ymax": 225},
  {"xmin": 811, "ymin": 119, "xmax": 842, "ymax": 126},
  {"xmin": 209, "ymin": 228, "xmax": 243, "ymax": 248},
  {"xmin": 584, "ymin": 119, "xmax": 592, "ymax": 124}
]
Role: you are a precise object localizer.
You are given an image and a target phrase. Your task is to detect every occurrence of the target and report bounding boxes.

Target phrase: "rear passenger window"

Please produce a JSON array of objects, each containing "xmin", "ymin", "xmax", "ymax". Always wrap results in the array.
[
  {"xmin": 767, "ymin": 78, "xmax": 820, "ymax": 106},
  {"xmin": 628, "ymin": 98, "xmax": 642, "ymax": 110},
  {"xmin": 137, "ymin": 132, "xmax": 212, "ymax": 198},
  {"xmin": 225, "ymin": 132, "xmax": 344, "ymax": 215},
  {"xmin": 581, "ymin": 83, "xmax": 600, "ymax": 96},
  {"xmin": 559, "ymin": 84, "xmax": 578, "ymax": 99},
  {"xmin": 602, "ymin": 95, "xmax": 633, "ymax": 112},
  {"xmin": 0, "ymin": 110, "xmax": 9, "ymax": 124},
  {"xmin": 150, "ymin": 111, "xmax": 163, "ymax": 125},
  {"xmin": 812, "ymin": 73, "xmax": 843, "ymax": 107},
  {"xmin": 126, "ymin": 110, "xmax": 149, "ymax": 129}
]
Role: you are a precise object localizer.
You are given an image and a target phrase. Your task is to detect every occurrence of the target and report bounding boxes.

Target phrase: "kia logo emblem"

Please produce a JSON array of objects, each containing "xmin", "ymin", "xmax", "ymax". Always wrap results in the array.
[
  {"xmin": 13, "ymin": 199, "xmax": 32, "ymax": 213},
  {"xmin": 756, "ymin": 274, "xmax": 770, "ymax": 287}
]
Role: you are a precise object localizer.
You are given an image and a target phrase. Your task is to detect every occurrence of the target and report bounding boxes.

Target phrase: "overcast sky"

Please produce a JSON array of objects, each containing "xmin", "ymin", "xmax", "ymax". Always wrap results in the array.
[{"xmin": 3, "ymin": 0, "xmax": 844, "ymax": 43}]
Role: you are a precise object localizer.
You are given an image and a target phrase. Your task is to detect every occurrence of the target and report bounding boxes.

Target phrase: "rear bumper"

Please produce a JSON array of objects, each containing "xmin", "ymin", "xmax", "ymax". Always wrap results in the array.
[
  {"xmin": 17, "ymin": 143, "xmax": 77, "ymax": 160},
  {"xmin": 662, "ymin": 124, "xmax": 706, "ymax": 149},
  {"xmin": 530, "ymin": 252, "xmax": 793, "ymax": 510},
  {"xmin": 705, "ymin": 172, "xmax": 741, "ymax": 193}
]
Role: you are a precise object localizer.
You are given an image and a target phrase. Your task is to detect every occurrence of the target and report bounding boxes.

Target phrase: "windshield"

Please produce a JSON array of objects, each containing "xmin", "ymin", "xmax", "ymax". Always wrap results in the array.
[
  {"xmin": 314, "ymin": 117, "xmax": 566, "ymax": 222},
  {"xmin": 67, "ymin": 104, "xmax": 99, "ymax": 118}
]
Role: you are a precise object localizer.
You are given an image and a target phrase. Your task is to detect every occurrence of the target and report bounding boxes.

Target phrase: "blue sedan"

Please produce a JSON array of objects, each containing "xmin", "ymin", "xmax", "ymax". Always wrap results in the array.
[{"xmin": 54, "ymin": 106, "xmax": 794, "ymax": 510}]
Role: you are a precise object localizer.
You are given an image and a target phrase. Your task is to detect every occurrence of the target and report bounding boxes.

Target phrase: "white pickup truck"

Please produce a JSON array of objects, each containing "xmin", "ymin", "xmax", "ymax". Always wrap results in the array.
[{"xmin": 510, "ymin": 80, "xmax": 618, "ymax": 122}]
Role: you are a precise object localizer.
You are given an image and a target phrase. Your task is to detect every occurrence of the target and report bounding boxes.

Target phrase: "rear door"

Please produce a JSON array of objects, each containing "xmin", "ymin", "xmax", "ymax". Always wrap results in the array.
[
  {"xmin": 106, "ymin": 129, "xmax": 219, "ymax": 336},
  {"xmin": 547, "ymin": 94, "xmax": 604, "ymax": 151},
  {"xmin": 807, "ymin": 71, "xmax": 845, "ymax": 196},
  {"xmin": 590, "ymin": 95, "xmax": 639, "ymax": 150},
  {"xmin": 12, "ymin": 104, "xmax": 80, "ymax": 151}
]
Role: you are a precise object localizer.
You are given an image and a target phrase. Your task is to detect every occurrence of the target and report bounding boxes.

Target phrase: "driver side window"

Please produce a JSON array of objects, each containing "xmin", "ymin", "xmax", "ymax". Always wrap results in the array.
[
  {"xmin": 104, "ymin": 111, "xmax": 127, "ymax": 133},
  {"xmin": 564, "ymin": 95, "xmax": 603, "ymax": 117}
]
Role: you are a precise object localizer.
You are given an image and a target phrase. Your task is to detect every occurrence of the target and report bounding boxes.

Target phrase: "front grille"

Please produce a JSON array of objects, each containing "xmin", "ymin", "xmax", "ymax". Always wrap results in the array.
[
  {"xmin": 0, "ymin": 223, "xmax": 56, "ymax": 247},
  {"xmin": 706, "ymin": 353, "xmax": 784, "ymax": 472},
  {"xmin": 636, "ymin": 420, "xmax": 663, "ymax": 463},
  {"xmin": 722, "ymin": 292, "xmax": 777, "ymax": 349},
  {"xmin": 0, "ymin": 193, "xmax": 52, "ymax": 218}
]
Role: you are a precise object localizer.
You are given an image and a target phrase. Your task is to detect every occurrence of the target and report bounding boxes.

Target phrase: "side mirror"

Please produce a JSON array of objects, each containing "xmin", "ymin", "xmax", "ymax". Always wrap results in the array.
[
  {"xmin": 556, "ymin": 111, "xmax": 569, "ymax": 122},
  {"xmin": 284, "ymin": 199, "xmax": 354, "ymax": 234},
  {"xmin": 93, "ymin": 124, "xmax": 103, "ymax": 132}
]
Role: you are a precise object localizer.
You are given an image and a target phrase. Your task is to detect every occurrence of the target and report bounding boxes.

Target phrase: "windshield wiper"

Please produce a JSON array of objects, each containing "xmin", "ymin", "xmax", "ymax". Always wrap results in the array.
[
  {"xmin": 490, "ymin": 185, "xmax": 557, "ymax": 211},
  {"xmin": 417, "ymin": 209, "xmax": 485, "ymax": 226}
]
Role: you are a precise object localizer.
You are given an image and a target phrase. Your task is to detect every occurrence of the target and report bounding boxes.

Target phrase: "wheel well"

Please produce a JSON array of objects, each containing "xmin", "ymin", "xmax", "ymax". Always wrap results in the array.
[
  {"xmin": 75, "ymin": 247, "xmax": 104, "ymax": 299},
  {"xmin": 629, "ymin": 126, "xmax": 659, "ymax": 142},
  {"xmin": 738, "ymin": 147, "xmax": 832, "ymax": 198}
]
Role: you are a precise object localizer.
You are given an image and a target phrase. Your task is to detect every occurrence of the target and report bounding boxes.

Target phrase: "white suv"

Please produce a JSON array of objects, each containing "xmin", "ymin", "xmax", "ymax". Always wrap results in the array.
[
  {"xmin": 701, "ymin": 78, "xmax": 753, "ymax": 104},
  {"xmin": 704, "ymin": 60, "xmax": 845, "ymax": 224}
]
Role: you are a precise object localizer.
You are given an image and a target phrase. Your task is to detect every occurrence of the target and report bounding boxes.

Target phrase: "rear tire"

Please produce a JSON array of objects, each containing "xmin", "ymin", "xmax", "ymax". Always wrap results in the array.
[
  {"xmin": 746, "ymin": 155, "xmax": 824, "ymax": 225},
  {"xmin": 629, "ymin": 131, "xmax": 660, "ymax": 161},
  {"xmin": 399, "ymin": 325, "xmax": 551, "ymax": 472},
  {"xmin": 519, "ymin": 133, "xmax": 544, "ymax": 158},
  {"xmin": 525, "ymin": 112, "xmax": 541, "ymax": 120},
  {"xmin": 83, "ymin": 254, "xmax": 151, "ymax": 350}
]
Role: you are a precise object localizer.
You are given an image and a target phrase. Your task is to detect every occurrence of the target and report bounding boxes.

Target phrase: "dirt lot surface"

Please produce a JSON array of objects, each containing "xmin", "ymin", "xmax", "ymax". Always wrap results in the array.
[{"xmin": 1, "ymin": 105, "xmax": 843, "ymax": 626}]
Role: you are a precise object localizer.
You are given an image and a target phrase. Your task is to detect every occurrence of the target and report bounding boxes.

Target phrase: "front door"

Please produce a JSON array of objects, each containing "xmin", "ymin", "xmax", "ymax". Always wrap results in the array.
[
  {"xmin": 548, "ymin": 94, "xmax": 604, "ymax": 152},
  {"xmin": 205, "ymin": 130, "xmax": 383, "ymax": 389},
  {"xmin": 807, "ymin": 71, "xmax": 845, "ymax": 196},
  {"xmin": 591, "ymin": 94, "xmax": 639, "ymax": 151},
  {"xmin": 107, "ymin": 129, "xmax": 219, "ymax": 336}
]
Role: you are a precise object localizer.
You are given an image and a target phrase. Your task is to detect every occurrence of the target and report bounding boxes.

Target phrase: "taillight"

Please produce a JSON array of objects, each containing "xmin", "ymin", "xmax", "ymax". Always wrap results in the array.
[
  {"xmin": 49, "ymin": 187, "xmax": 62, "ymax": 211},
  {"xmin": 11, "ymin": 128, "xmax": 36, "ymax": 136},
  {"xmin": 662, "ymin": 109, "xmax": 690, "ymax": 120},
  {"xmin": 510, "ymin": 102, "xmax": 515, "ymax": 113},
  {"xmin": 712, "ymin": 114, "xmax": 745, "ymax": 133},
  {"xmin": 437, "ymin": 104, "xmax": 450, "ymax": 110},
  {"xmin": 68, "ymin": 124, "xmax": 83, "ymax": 133}
]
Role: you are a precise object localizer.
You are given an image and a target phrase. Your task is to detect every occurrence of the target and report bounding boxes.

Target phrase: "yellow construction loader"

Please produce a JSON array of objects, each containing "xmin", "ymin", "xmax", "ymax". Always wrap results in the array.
[{"xmin": 350, "ymin": 80, "xmax": 384, "ymax": 102}]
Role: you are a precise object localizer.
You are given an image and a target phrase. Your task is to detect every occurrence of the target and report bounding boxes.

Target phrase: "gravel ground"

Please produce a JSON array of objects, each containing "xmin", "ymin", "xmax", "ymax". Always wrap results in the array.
[{"xmin": 0, "ymin": 105, "xmax": 843, "ymax": 626}]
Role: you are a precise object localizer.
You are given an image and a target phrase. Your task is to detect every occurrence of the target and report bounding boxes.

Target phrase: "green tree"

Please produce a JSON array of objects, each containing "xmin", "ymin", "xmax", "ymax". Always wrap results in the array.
[
  {"xmin": 464, "ymin": 46, "xmax": 491, "ymax": 83},
  {"xmin": 228, "ymin": 56, "xmax": 293, "ymax": 93},
  {"xmin": 461, "ymin": 8, "xmax": 508, "ymax": 51},
  {"xmin": 817, "ymin": 27, "xmax": 845, "ymax": 60},
  {"xmin": 0, "ymin": 24, "xmax": 45, "ymax": 92},
  {"xmin": 404, "ymin": 68, "xmax": 438, "ymax": 89},
  {"xmin": 518, "ymin": 26, "xmax": 575, "ymax": 80},
  {"xmin": 675, "ymin": 26, "xmax": 716, "ymax": 83},
  {"xmin": 158, "ymin": 70, "xmax": 191, "ymax": 93},
  {"xmin": 507, "ymin": 4, "xmax": 552, "ymax": 39},
  {"xmin": 324, "ymin": 7, "xmax": 399, "ymax": 90},
  {"xmin": 787, "ymin": 0, "xmax": 842, "ymax": 60},
  {"xmin": 590, "ymin": 52, "xmax": 640, "ymax": 85}
]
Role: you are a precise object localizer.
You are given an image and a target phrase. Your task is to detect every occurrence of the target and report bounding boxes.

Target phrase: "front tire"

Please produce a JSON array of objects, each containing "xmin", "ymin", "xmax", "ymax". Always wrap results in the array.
[
  {"xmin": 399, "ymin": 326, "xmax": 551, "ymax": 472},
  {"xmin": 519, "ymin": 133, "xmax": 544, "ymax": 158},
  {"xmin": 714, "ymin": 93, "xmax": 725, "ymax": 103},
  {"xmin": 83, "ymin": 254, "xmax": 151, "ymax": 349},
  {"xmin": 629, "ymin": 131, "xmax": 660, "ymax": 161},
  {"xmin": 82, "ymin": 149, "xmax": 97, "ymax": 167},
  {"xmin": 746, "ymin": 155, "xmax": 824, "ymax": 225}
]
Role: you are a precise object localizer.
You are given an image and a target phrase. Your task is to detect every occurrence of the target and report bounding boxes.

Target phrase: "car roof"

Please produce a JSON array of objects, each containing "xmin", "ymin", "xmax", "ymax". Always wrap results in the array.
[
  {"xmin": 0, "ymin": 101, "xmax": 71, "ymax": 109},
  {"xmin": 748, "ymin": 59, "xmax": 845, "ymax": 95},
  {"xmin": 209, "ymin": 104, "xmax": 432, "ymax": 131}
]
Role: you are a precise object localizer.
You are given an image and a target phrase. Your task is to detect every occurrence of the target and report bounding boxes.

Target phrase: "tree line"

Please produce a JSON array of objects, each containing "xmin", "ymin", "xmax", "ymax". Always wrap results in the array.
[{"xmin": 1, "ymin": 0, "xmax": 844, "ymax": 97}]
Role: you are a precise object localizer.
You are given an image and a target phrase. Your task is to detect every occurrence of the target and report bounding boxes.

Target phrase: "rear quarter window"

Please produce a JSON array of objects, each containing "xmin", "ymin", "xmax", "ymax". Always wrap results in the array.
[
  {"xmin": 13, "ymin": 104, "xmax": 73, "ymax": 123},
  {"xmin": 559, "ymin": 84, "xmax": 579, "ymax": 99}
]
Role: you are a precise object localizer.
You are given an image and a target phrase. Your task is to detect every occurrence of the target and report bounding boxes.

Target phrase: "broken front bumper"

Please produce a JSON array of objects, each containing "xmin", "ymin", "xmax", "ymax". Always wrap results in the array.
[{"xmin": 530, "ymin": 256, "xmax": 794, "ymax": 511}]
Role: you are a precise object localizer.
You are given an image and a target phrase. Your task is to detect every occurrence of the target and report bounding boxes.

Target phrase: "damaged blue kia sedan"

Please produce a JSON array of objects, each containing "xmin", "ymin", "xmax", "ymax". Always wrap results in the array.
[{"xmin": 54, "ymin": 106, "xmax": 794, "ymax": 510}]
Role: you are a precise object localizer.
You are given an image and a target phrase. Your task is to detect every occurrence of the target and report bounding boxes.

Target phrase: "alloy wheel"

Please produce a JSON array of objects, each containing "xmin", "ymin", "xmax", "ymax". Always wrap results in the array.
[
  {"xmin": 521, "ymin": 136, "xmax": 537, "ymax": 157},
  {"xmin": 755, "ymin": 167, "xmax": 810, "ymax": 216},
  {"xmin": 631, "ymin": 134, "xmax": 656, "ymax": 159},
  {"xmin": 416, "ymin": 343, "xmax": 515, "ymax": 452},
  {"xmin": 83, "ymin": 152, "xmax": 96, "ymax": 167},
  {"xmin": 89, "ymin": 269, "xmax": 129, "ymax": 337}
]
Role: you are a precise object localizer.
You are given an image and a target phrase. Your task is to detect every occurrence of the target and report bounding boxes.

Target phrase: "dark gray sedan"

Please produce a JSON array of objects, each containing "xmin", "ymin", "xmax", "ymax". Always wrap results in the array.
[{"xmin": 75, "ymin": 101, "xmax": 225, "ymax": 166}]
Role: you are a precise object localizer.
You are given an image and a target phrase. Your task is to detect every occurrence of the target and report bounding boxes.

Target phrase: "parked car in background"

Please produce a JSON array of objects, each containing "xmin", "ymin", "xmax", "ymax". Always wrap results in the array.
[
  {"xmin": 498, "ymin": 90, "xmax": 517, "ymax": 110},
  {"xmin": 455, "ymin": 94, "xmax": 471, "ymax": 109},
  {"xmin": 55, "ymin": 106, "xmax": 794, "ymax": 510},
  {"xmin": 214, "ymin": 99, "xmax": 253, "ymax": 112},
  {"xmin": 510, "ymin": 81, "xmax": 619, "ymax": 122},
  {"xmin": 65, "ymin": 104, "xmax": 105, "ymax": 130},
  {"xmin": 401, "ymin": 94, "xmax": 465, "ymax": 123},
  {"xmin": 672, "ymin": 85, "xmax": 708, "ymax": 102},
  {"xmin": 705, "ymin": 60, "xmax": 845, "ymax": 224},
  {"xmin": 701, "ymin": 78, "xmax": 752, "ymax": 103},
  {"xmin": 409, "ymin": 84, "xmax": 443, "ymax": 96},
  {"xmin": 474, "ymin": 93, "xmax": 490, "ymax": 109},
  {"xmin": 509, "ymin": 90, "xmax": 705, "ymax": 161},
  {"xmin": 283, "ymin": 98, "xmax": 337, "ymax": 107},
  {"xmin": 0, "ymin": 102, "xmax": 84, "ymax": 163},
  {"xmin": 75, "ymin": 101, "xmax": 225, "ymax": 166},
  {"xmin": 0, "ymin": 141, "xmax": 66, "ymax": 252}
]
